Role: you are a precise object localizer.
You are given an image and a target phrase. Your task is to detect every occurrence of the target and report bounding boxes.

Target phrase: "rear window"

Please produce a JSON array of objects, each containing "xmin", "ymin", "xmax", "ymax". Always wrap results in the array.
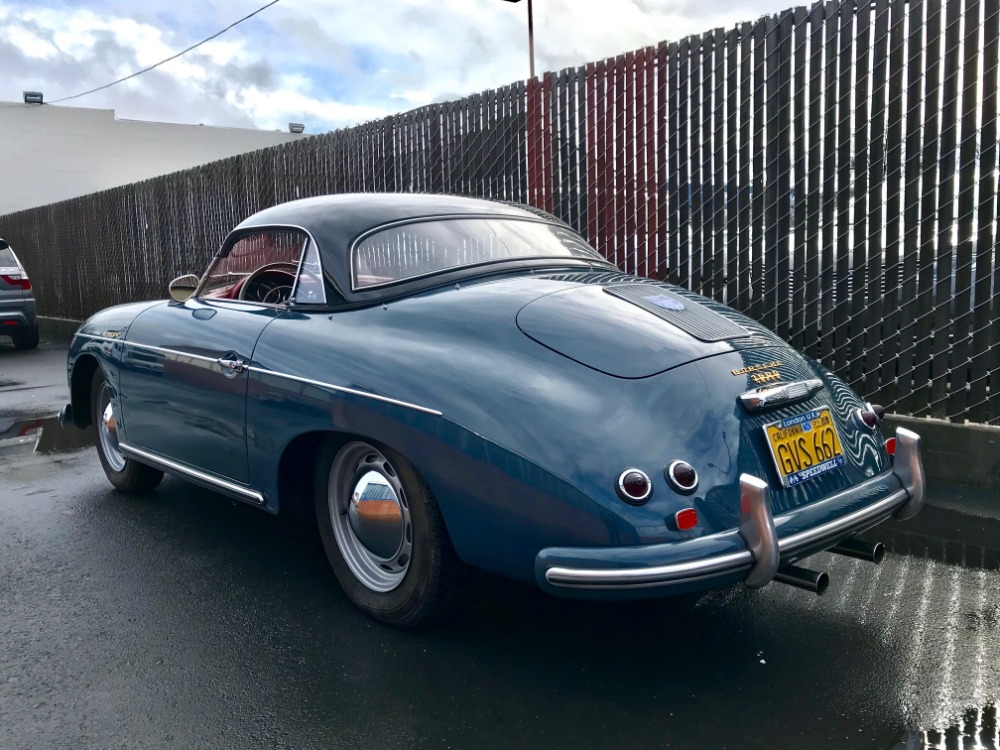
[
  {"xmin": 0, "ymin": 248, "xmax": 16, "ymax": 267},
  {"xmin": 352, "ymin": 218, "xmax": 603, "ymax": 289}
]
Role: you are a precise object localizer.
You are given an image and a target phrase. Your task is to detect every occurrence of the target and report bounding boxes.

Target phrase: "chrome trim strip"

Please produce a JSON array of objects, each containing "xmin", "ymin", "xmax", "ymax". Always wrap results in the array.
[
  {"xmin": 777, "ymin": 488, "xmax": 907, "ymax": 552},
  {"xmin": 119, "ymin": 442, "xmax": 265, "ymax": 505},
  {"xmin": 544, "ymin": 474, "xmax": 910, "ymax": 590},
  {"xmin": 544, "ymin": 550, "xmax": 753, "ymax": 589},
  {"xmin": 738, "ymin": 378, "xmax": 824, "ymax": 413},
  {"xmin": 75, "ymin": 335, "xmax": 440, "ymax": 416},
  {"xmin": 76, "ymin": 334, "xmax": 220, "ymax": 364},
  {"xmin": 245, "ymin": 366, "xmax": 443, "ymax": 416}
]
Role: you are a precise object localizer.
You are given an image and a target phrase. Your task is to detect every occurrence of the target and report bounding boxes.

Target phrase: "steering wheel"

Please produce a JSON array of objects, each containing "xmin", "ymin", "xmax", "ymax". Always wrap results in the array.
[{"xmin": 238, "ymin": 262, "xmax": 299, "ymax": 304}]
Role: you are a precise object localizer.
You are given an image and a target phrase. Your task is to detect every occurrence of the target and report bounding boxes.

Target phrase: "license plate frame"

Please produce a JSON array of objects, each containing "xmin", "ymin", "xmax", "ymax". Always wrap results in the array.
[{"xmin": 762, "ymin": 408, "xmax": 846, "ymax": 488}]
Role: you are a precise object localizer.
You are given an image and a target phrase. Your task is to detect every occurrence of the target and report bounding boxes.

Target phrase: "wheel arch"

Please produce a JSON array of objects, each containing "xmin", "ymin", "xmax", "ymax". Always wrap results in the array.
[
  {"xmin": 274, "ymin": 428, "xmax": 456, "ymax": 538},
  {"xmin": 69, "ymin": 353, "xmax": 101, "ymax": 429}
]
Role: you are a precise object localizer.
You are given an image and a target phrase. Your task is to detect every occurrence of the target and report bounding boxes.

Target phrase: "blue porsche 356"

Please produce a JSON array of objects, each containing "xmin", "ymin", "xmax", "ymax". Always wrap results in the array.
[{"xmin": 59, "ymin": 194, "xmax": 924, "ymax": 626}]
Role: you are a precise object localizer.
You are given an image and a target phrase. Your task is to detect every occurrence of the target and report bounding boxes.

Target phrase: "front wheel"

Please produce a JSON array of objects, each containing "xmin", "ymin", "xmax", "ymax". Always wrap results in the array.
[
  {"xmin": 315, "ymin": 438, "xmax": 458, "ymax": 627},
  {"xmin": 90, "ymin": 370, "xmax": 163, "ymax": 494}
]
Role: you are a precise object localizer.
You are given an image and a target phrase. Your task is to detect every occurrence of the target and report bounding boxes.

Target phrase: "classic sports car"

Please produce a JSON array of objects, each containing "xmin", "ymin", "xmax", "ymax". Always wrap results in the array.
[{"xmin": 59, "ymin": 194, "xmax": 924, "ymax": 627}]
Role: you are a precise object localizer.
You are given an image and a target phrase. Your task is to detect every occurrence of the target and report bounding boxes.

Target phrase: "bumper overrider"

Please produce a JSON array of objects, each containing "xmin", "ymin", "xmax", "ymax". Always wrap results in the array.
[{"xmin": 535, "ymin": 427, "xmax": 924, "ymax": 596}]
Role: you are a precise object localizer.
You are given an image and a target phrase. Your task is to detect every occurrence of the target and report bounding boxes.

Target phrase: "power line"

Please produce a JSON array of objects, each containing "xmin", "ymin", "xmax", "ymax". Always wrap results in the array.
[{"xmin": 49, "ymin": 0, "xmax": 282, "ymax": 104}]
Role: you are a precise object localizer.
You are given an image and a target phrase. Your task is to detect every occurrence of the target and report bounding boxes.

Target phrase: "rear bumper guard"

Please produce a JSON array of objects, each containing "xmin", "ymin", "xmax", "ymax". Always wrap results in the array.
[{"xmin": 541, "ymin": 427, "xmax": 925, "ymax": 591}]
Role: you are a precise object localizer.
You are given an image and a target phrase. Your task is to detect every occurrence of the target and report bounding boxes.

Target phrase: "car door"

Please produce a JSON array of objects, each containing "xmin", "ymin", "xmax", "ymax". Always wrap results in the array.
[{"xmin": 118, "ymin": 229, "xmax": 308, "ymax": 485}]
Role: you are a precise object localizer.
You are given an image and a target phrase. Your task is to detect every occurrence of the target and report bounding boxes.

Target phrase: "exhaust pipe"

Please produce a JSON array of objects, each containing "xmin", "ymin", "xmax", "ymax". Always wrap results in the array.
[
  {"xmin": 773, "ymin": 565, "xmax": 829, "ymax": 595},
  {"xmin": 829, "ymin": 537, "xmax": 885, "ymax": 564}
]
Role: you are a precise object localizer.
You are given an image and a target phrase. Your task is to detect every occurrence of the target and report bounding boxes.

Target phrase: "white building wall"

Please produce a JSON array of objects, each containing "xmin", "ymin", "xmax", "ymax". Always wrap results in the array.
[{"xmin": 0, "ymin": 102, "xmax": 307, "ymax": 215}]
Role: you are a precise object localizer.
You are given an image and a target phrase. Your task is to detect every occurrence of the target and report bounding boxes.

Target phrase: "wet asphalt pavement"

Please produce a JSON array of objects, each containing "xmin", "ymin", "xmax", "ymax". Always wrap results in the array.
[{"xmin": 2, "ymin": 340, "xmax": 999, "ymax": 750}]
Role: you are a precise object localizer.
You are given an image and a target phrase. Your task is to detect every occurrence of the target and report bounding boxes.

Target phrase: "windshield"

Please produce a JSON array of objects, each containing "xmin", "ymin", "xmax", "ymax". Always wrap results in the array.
[{"xmin": 352, "ymin": 218, "xmax": 605, "ymax": 289}]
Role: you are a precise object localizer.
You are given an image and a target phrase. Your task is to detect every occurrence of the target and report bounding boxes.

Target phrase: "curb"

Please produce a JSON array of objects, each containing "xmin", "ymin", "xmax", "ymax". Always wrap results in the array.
[
  {"xmin": 884, "ymin": 414, "xmax": 1000, "ymax": 491},
  {"xmin": 38, "ymin": 316, "xmax": 80, "ymax": 345}
]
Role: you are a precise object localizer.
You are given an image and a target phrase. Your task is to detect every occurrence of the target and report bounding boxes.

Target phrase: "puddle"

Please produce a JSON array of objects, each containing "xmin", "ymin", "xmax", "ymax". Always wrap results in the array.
[
  {"xmin": 892, "ymin": 704, "xmax": 999, "ymax": 749},
  {"xmin": 0, "ymin": 415, "xmax": 92, "ymax": 458}
]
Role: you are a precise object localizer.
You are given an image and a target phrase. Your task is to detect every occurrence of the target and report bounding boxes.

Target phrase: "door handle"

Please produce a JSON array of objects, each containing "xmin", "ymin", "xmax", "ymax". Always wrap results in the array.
[{"xmin": 217, "ymin": 358, "xmax": 246, "ymax": 374}]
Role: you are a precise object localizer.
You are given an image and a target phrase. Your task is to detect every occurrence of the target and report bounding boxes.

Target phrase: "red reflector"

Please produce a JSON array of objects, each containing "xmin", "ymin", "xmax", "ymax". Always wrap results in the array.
[
  {"xmin": 675, "ymin": 508, "xmax": 698, "ymax": 531},
  {"xmin": 2, "ymin": 321, "xmax": 17, "ymax": 326},
  {"xmin": 885, "ymin": 437, "xmax": 896, "ymax": 455}
]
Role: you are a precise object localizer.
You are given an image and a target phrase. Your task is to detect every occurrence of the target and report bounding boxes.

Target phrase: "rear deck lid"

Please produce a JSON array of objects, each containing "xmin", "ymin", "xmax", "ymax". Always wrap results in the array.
[{"xmin": 516, "ymin": 283, "xmax": 777, "ymax": 378}]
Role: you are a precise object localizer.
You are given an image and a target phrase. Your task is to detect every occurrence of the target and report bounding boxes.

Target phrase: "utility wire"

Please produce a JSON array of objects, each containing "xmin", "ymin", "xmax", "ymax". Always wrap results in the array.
[{"xmin": 49, "ymin": 0, "xmax": 282, "ymax": 104}]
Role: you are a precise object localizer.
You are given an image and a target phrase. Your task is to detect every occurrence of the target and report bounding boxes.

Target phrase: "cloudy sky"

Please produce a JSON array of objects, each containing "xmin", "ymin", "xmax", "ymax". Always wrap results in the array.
[{"xmin": 1, "ymin": 0, "xmax": 798, "ymax": 134}]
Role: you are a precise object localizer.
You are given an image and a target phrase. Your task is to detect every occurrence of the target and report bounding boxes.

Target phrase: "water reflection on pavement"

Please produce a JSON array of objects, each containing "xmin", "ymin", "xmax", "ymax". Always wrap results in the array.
[{"xmin": 1, "ymin": 414, "xmax": 999, "ymax": 749}]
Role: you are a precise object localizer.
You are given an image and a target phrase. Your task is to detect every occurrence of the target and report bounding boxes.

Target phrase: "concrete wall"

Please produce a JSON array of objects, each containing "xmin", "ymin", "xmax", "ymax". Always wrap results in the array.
[{"xmin": 0, "ymin": 102, "xmax": 307, "ymax": 214}]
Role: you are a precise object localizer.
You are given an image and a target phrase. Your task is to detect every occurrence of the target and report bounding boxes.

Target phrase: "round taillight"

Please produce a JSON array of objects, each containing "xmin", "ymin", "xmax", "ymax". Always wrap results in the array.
[
  {"xmin": 885, "ymin": 437, "xmax": 896, "ymax": 455},
  {"xmin": 856, "ymin": 408, "xmax": 879, "ymax": 429},
  {"xmin": 616, "ymin": 468, "xmax": 652, "ymax": 505},
  {"xmin": 665, "ymin": 460, "xmax": 698, "ymax": 494}
]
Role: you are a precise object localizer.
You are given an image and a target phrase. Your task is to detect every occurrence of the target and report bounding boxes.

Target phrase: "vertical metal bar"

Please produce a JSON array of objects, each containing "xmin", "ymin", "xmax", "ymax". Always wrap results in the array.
[
  {"xmin": 847, "ymin": 0, "xmax": 872, "ymax": 392},
  {"xmin": 725, "ymin": 25, "xmax": 741, "ymax": 307},
  {"xmin": 656, "ymin": 41, "xmax": 669, "ymax": 282},
  {"xmin": 947, "ymin": 0, "xmax": 982, "ymax": 419},
  {"xmin": 928, "ymin": 0, "xmax": 963, "ymax": 417},
  {"xmin": 736, "ymin": 22, "xmax": 754, "ymax": 312},
  {"xmin": 586, "ymin": 61, "xmax": 599, "ymax": 246},
  {"xmin": 896, "ymin": 0, "xmax": 928, "ymax": 414},
  {"xmin": 711, "ymin": 27, "xmax": 727, "ymax": 303},
  {"xmin": 789, "ymin": 6, "xmax": 808, "ymax": 351},
  {"xmin": 832, "ymin": 2, "xmax": 855, "ymax": 374},
  {"xmin": 688, "ymin": 34, "xmax": 705, "ymax": 293},
  {"xmin": 750, "ymin": 16, "xmax": 770, "ymax": 324},
  {"xmin": 766, "ymin": 11, "xmax": 794, "ymax": 341},
  {"xmin": 804, "ymin": 1, "xmax": 827, "ymax": 360},
  {"xmin": 875, "ymin": 0, "xmax": 907, "ymax": 409},
  {"xmin": 668, "ymin": 40, "xmax": 684, "ymax": 284},
  {"xmin": 861, "ymin": 0, "xmax": 890, "ymax": 399},
  {"xmin": 912, "ymin": 0, "xmax": 944, "ymax": 416},
  {"xmin": 970, "ymin": 1, "xmax": 999, "ymax": 423}
]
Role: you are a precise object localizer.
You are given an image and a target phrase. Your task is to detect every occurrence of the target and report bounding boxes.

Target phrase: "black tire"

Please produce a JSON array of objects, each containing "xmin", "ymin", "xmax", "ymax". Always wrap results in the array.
[
  {"xmin": 90, "ymin": 370, "xmax": 163, "ymax": 494},
  {"xmin": 12, "ymin": 325, "xmax": 39, "ymax": 351},
  {"xmin": 314, "ymin": 437, "xmax": 458, "ymax": 627}
]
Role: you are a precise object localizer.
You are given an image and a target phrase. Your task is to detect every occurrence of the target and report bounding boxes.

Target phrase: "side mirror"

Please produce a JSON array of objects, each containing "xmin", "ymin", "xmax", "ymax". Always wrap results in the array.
[{"xmin": 168, "ymin": 274, "xmax": 200, "ymax": 302}]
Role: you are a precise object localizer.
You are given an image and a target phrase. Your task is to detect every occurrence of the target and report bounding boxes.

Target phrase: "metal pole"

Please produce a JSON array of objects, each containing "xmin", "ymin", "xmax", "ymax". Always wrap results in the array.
[{"xmin": 527, "ymin": 0, "xmax": 536, "ymax": 79}]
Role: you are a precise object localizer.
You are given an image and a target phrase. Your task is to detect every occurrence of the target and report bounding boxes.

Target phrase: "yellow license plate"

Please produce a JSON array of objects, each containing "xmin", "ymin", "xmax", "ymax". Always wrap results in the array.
[{"xmin": 763, "ymin": 408, "xmax": 845, "ymax": 488}]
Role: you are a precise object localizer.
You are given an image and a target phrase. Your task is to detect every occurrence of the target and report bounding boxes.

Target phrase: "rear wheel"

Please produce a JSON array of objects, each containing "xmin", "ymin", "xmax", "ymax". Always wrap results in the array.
[
  {"xmin": 91, "ymin": 370, "xmax": 163, "ymax": 494},
  {"xmin": 315, "ymin": 438, "xmax": 458, "ymax": 627},
  {"xmin": 12, "ymin": 325, "xmax": 39, "ymax": 350}
]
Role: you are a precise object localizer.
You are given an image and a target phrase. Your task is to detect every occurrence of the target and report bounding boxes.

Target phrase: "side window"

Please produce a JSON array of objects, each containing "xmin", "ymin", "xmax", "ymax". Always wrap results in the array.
[
  {"xmin": 291, "ymin": 239, "xmax": 327, "ymax": 305},
  {"xmin": 199, "ymin": 230, "xmax": 306, "ymax": 305}
]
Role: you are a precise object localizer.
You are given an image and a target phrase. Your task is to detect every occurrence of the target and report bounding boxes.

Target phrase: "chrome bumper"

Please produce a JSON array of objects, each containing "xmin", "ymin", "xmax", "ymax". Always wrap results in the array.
[{"xmin": 542, "ymin": 427, "xmax": 925, "ymax": 591}]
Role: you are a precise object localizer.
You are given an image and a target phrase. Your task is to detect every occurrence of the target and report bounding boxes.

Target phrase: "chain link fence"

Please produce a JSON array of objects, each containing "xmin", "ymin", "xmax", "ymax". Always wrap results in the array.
[{"xmin": 1, "ymin": 0, "xmax": 998, "ymax": 424}]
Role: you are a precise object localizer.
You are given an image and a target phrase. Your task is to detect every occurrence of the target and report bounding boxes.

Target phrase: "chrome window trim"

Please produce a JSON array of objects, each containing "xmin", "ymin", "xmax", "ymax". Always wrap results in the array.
[
  {"xmin": 75, "ymin": 334, "xmax": 442, "ymax": 416},
  {"xmin": 119, "ymin": 442, "xmax": 265, "ymax": 505},
  {"xmin": 195, "ymin": 223, "xmax": 334, "ymax": 305},
  {"xmin": 349, "ymin": 215, "xmax": 606, "ymax": 292}
]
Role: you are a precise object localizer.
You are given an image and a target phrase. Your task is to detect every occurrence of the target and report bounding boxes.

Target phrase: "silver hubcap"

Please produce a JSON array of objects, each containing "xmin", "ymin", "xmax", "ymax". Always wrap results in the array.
[
  {"xmin": 97, "ymin": 382, "xmax": 126, "ymax": 472},
  {"xmin": 329, "ymin": 442, "xmax": 412, "ymax": 593}
]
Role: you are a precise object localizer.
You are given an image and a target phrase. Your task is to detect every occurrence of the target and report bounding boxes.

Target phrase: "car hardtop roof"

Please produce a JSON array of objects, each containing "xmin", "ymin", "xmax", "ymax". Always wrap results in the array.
[
  {"xmin": 233, "ymin": 193, "xmax": 558, "ymax": 251},
  {"xmin": 230, "ymin": 193, "xmax": 600, "ymax": 306}
]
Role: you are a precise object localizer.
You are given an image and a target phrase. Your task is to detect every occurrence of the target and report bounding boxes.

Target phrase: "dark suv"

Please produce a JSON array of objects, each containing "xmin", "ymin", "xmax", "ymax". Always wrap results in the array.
[{"xmin": 0, "ymin": 238, "xmax": 39, "ymax": 350}]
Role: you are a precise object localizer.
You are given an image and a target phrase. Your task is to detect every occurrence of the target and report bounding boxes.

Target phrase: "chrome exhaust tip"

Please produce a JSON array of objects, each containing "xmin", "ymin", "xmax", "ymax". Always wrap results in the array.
[
  {"xmin": 829, "ymin": 537, "xmax": 885, "ymax": 564},
  {"xmin": 773, "ymin": 564, "xmax": 829, "ymax": 595}
]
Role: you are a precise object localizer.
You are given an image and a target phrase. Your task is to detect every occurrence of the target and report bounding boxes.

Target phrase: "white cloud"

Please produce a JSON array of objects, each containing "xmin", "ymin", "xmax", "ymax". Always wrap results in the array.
[{"xmin": 0, "ymin": 0, "xmax": 802, "ymax": 132}]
